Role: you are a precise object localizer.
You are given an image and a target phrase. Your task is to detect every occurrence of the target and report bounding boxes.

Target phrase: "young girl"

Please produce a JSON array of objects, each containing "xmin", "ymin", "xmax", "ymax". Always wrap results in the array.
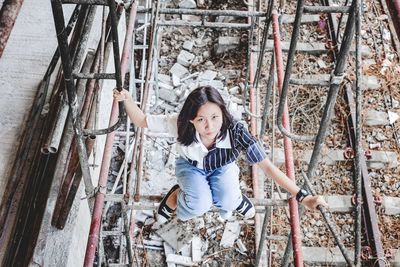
[{"xmin": 113, "ymin": 86, "xmax": 327, "ymax": 223}]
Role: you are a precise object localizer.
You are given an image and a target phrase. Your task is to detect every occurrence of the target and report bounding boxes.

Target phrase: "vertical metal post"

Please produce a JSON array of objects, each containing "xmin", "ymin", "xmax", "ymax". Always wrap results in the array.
[
  {"xmin": 271, "ymin": 11, "xmax": 304, "ymax": 266},
  {"xmin": 354, "ymin": 0, "xmax": 362, "ymax": 264},
  {"xmin": 282, "ymin": 0, "xmax": 359, "ymax": 265},
  {"xmin": 50, "ymin": 0, "xmax": 95, "ymax": 198}
]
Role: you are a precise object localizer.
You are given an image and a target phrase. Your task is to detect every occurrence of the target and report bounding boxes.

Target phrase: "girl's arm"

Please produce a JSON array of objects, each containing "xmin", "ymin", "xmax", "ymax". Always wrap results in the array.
[
  {"xmin": 113, "ymin": 89, "xmax": 148, "ymax": 128},
  {"xmin": 257, "ymin": 157, "xmax": 327, "ymax": 211}
]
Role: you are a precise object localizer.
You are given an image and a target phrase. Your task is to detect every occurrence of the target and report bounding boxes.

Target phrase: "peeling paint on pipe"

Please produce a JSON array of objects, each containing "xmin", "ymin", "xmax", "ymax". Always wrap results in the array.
[{"xmin": 0, "ymin": 0, "xmax": 24, "ymax": 57}]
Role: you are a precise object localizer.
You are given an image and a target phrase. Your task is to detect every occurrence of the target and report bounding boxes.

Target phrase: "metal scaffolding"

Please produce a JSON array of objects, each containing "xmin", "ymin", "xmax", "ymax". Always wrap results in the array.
[{"xmin": 1, "ymin": 0, "xmax": 387, "ymax": 266}]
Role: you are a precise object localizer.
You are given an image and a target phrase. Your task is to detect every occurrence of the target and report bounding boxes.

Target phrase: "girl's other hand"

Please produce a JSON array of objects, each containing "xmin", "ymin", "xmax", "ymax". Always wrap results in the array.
[
  {"xmin": 301, "ymin": 195, "xmax": 328, "ymax": 211},
  {"xmin": 113, "ymin": 88, "xmax": 131, "ymax": 102}
]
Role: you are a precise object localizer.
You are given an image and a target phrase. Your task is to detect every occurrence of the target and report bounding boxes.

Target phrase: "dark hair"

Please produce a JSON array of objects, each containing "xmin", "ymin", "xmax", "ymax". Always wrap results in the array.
[{"xmin": 177, "ymin": 86, "xmax": 233, "ymax": 146}]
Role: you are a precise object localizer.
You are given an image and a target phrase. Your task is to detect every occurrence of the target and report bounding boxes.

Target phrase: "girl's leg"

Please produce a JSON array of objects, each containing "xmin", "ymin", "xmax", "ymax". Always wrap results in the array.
[
  {"xmin": 175, "ymin": 158, "xmax": 213, "ymax": 221},
  {"xmin": 208, "ymin": 162, "xmax": 242, "ymax": 219}
]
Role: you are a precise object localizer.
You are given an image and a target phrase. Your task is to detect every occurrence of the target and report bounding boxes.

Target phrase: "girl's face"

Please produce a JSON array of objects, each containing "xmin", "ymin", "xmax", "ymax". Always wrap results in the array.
[{"xmin": 190, "ymin": 101, "xmax": 223, "ymax": 142}]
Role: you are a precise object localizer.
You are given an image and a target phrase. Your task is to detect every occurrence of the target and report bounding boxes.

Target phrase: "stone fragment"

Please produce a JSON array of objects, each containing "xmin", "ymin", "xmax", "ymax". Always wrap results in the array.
[
  {"xmin": 383, "ymin": 197, "xmax": 400, "ymax": 215},
  {"xmin": 236, "ymin": 239, "xmax": 247, "ymax": 254},
  {"xmin": 159, "ymin": 82, "xmax": 174, "ymax": 91},
  {"xmin": 182, "ymin": 40, "xmax": 194, "ymax": 51},
  {"xmin": 135, "ymin": 211, "xmax": 150, "ymax": 223},
  {"xmin": 169, "ymin": 63, "xmax": 189, "ymax": 79},
  {"xmin": 215, "ymin": 36, "xmax": 240, "ymax": 54},
  {"xmin": 317, "ymin": 59, "xmax": 327, "ymax": 68},
  {"xmin": 198, "ymin": 70, "xmax": 217, "ymax": 81},
  {"xmin": 199, "ymin": 80, "xmax": 224, "ymax": 90},
  {"xmin": 325, "ymin": 195, "xmax": 352, "ymax": 213},
  {"xmin": 179, "ymin": 0, "xmax": 196, "ymax": 9},
  {"xmin": 143, "ymin": 239, "xmax": 163, "ymax": 247},
  {"xmin": 388, "ymin": 111, "xmax": 399, "ymax": 124},
  {"xmin": 177, "ymin": 50, "xmax": 195, "ymax": 67},
  {"xmin": 217, "ymin": 16, "xmax": 235, "ymax": 23},
  {"xmin": 166, "ymin": 254, "xmax": 195, "ymax": 266},
  {"xmin": 374, "ymin": 132, "xmax": 387, "ymax": 142},
  {"xmin": 229, "ymin": 86, "xmax": 239, "ymax": 95},
  {"xmin": 367, "ymin": 151, "xmax": 398, "ymax": 169},
  {"xmin": 159, "ymin": 88, "xmax": 178, "ymax": 103},
  {"xmin": 220, "ymin": 221, "xmax": 240, "ymax": 248},
  {"xmin": 182, "ymin": 15, "xmax": 201, "ymax": 21},
  {"xmin": 172, "ymin": 74, "xmax": 181, "ymax": 87},
  {"xmin": 158, "ymin": 73, "xmax": 172, "ymax": 85},
  {"xmin": 365, "ymin": 110, "xmax": 389, "ymax": 126},
  {"xmin": 362, "ymin": 75, "xmax": 380, "ymax": 90}
]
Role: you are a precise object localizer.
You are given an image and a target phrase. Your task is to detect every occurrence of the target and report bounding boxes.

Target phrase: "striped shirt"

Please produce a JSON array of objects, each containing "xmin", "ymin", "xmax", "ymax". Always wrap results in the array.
[{"xmin": 146, "ymin": 114, "xmax": 266, "ymax": 171}]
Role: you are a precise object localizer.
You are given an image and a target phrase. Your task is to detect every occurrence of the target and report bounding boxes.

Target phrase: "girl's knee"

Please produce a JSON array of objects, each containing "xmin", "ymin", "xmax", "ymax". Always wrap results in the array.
[
  {"xmin": 214, "ymin": 195, "xmax": 240, "ymax": 211},
  {"xmin": 186, "ymin": 196, "xmax": 212, "ymax": 214},
  {"xmin": 177, "ymin": 192, "xmax": 212, "ymax": 219}
]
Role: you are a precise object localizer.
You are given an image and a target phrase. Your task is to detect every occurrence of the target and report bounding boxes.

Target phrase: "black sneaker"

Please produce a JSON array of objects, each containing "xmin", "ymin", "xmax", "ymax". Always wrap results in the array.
[
  {"xmin": 157, "ymin": 184, "xmax": 179, "ymax": 224},
  {"xmin": 236, "ymin": 194, "xmax": 255, "ymax": 219}
]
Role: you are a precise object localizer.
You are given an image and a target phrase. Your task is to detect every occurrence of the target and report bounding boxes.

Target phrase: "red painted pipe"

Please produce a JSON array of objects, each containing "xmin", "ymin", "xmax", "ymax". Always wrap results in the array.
[
  {"xmin": 272, "ymin": 10, "xmax": 304, "ymax": 266},
  {"xmin": 393, "ymin": 0, "xmax": 400, "ymax": 21},
  {"xmin": 83, "ymin": 4, "xmax": 137, "ymax": 266},
  {"xmin": 0, "ymin": 0, "xmax": 24, "ymax": 57}
]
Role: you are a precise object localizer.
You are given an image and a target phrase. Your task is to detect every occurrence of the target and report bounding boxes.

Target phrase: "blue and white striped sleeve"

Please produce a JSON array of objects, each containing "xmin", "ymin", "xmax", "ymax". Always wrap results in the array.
[{"xmin": 235, "ymin": 122, "xmax": 267, "ymax": 164}]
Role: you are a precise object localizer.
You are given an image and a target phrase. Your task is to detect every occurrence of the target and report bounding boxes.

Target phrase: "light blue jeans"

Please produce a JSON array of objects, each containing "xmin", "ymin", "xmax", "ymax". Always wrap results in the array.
[{"xmin": 175, "ymin": 157, "xmax": 243, "ymax": 221}]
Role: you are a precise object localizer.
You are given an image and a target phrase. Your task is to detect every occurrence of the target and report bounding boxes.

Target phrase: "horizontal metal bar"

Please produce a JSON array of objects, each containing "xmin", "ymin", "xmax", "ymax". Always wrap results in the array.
[
  {"xmin": 303, "ymin": 6, "xmax": 350, "ymax": 13},
  {"xmin": 101, "ymin": 230, "xmax": 125, "ymax": 236},
  {"xmin": 133, "ymin": 45, "xmax": 149, "ymax": 49},
  {"xmin": 72, "ymin": 72, "xmax": 116, "ymax": 79},
  {"xmin": 125, "ymin": 199, "xmax": 288, "ymax": 210},
  {"xmin": 158, "ymin": 8, "xmax": 267, "ymax": 17},
  {"xmin": 158, "ymin": 20, "xmax": 251, "ymax": 29},
  {"xmin": 61, "ymin": 0, "xmax": 108, "ymax": 5},
  {"xmin": 289, "ymin": 78, "xmax": 330, "ymax": 86}
]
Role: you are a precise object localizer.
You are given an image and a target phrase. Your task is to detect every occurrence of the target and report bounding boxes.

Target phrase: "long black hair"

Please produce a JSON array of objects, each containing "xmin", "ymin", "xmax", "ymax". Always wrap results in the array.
[{"xmin": 177, "ymin": 86, "xmax": 233, "ymax": 146}]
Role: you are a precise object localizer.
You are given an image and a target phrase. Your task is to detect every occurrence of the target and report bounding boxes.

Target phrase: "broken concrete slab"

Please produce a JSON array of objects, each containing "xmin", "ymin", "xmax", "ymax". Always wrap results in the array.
[
  {"xmin": 199, "ymin": 80, "xmax": 224, "ymax": 90},
  {"xmin": 383, "ymin": 197, "xmax": 400, "ymax": 215},
  {"xmin": 166, "ymin": 254, "xmax": 195, "ymax": 266},
  {"xmin": 220, "ymin": 221, "xmax": 240, "ymax": 248},
  {"xmin": 164, "ymin": 242, "xmax": 177, "ymax": 267},
  {"xmin": 178, "ymin": 0, "xmax": 196, "ymax": 9},
  {"xmin": 362, "ymin": 75, "xmax": 380, "ymax": 90},
  {"xmin": 325, "ymin": 195, "xmax": 353, "ymax": 213},
  {"xmin": 365, "ymin": 110, "xmax": 389, "ymax": 126},
  {"xmin": 280, "ymin": 14, "xmax": 321, "ymax": 24},
  {"xmin": 156, "ymin": 218, "xmax": 195, "ymax": 252},
  {"xmin": 264, "ymin": 40, "xmax": 371, "ymax": 56},
  {"xmin": 198, "ymin": 70, "xmax": 218, "ymax": 81},
  {"xmin": 169, "ymin": 63, "xmax": 189, "ymax": 79},
  {"xmin": 215, "ymin": 36, "xmax": 240, "ymax": 54},
  {"xmin": 177, "ymin": 50, "xmax": 195, "ymax": 67},
  {"xmin": 368, "ymin": 151, "xmax": 398, "ymax": 169},
  {"xmin": 158, "ymin": 73, "xmax": 172, "ymax": 85},
  {"xmin": 182, "ymin": 15, "xmax": 201, "ymax": 21},
  {"xmin": 182, "ymin": 40, "xmax": 194, "ymax": 51},
  {"xmin": 302, "ymin": 247, "xmax": 354, "ymax": 266},
  {"xmin": 159, "ymin": 82, "xmax": 174, "ymax": 91},
  {"xmin": 191, "ymin": 236, "xmax": 202, "ymax": 262}
]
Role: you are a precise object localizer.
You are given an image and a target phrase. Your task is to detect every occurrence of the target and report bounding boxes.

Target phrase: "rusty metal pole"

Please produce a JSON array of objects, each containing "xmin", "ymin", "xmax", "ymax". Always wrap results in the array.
[
  {"xmin": 83, "ymin": 3, "xmax": 137, "ymax": 266},
  {"xmin": 272, "ymin": 11, "xmax": 304, "ymax": 266},
  {"xmin": 0, "ymin": 0, "xmax": 24, "ymax": 57}
]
